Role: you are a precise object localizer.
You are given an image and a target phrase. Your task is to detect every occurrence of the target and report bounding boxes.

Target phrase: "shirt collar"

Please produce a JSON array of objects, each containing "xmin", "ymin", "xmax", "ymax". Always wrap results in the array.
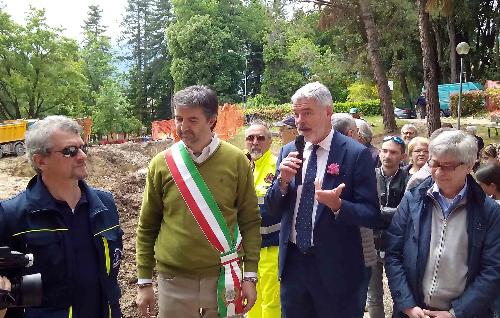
[
  {"xmin": 304, "ymin": 128, "xmax": 334, "ymax": 152},
  {"xmin": 430, "ymin": 179, "xmax": 467, "ymax": 200},
  {"xmin": 185, "ymin": 134, "xmax": 220, "ymax": 164}
]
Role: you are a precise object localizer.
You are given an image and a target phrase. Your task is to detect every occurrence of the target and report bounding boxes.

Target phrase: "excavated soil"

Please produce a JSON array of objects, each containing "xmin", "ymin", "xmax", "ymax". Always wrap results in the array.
[{"xmin": 0, "ymin": 140, "xmax": 171, "ymax": 318}]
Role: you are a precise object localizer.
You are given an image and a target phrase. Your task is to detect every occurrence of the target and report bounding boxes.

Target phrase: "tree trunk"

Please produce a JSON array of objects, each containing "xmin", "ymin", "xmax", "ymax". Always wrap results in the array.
[
  {"xmin": 399, "ymin": 68, "xmax": 412, "ymax": 108},
  {"xmin": 447, "ymin": 16, "xmax": 457, "ymax": 83},
  {"xmin": 417, "ymin": 0, "xmax": 441, "ymax": 135},
  {"xmin": 358, "ymin": 0, "xmax": 396, "ymax": 132}
]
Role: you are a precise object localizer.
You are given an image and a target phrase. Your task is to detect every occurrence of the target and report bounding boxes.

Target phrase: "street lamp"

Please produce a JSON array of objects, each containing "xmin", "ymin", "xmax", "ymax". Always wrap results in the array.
[
  {"xmin": 228, "ymin": 49, "xmax": 247, "ymax": 108},
  {"xmin": 456, "ymin": 41, "xmax": 470, "ymax": 130}
]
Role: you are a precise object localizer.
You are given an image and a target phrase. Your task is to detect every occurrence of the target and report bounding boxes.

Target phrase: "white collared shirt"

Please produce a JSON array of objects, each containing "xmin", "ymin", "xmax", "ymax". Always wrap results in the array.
[
  {"xmin": 185, "ymin": 135, "xmax": 220, "ymax": 164},
  {"xmin": 290, "ymin": 128, "xmax": 335, "ymax": 245}
]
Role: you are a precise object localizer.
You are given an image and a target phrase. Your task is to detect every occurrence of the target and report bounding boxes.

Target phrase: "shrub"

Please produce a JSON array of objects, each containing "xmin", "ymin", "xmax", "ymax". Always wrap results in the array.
[
  {"xmin": 333, "ymin": 99, "xmax": 381, "ymax": 116},
  {"xmin": 242, "ymin": 99, "xmax": 382, "ymax": 122},
  {"xmin": 449, "ymin": 91, "xmax": 485, "ymax": 116},
  {"xmin": 485, "ymin": 88, "xmax": 500, "ymax": 111}
]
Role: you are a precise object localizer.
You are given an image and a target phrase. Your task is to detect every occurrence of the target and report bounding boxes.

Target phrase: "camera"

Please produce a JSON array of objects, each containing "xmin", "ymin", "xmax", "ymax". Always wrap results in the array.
[{"xmin": 0, "ymin": 246, "xmax": 42, "ymax": 309}]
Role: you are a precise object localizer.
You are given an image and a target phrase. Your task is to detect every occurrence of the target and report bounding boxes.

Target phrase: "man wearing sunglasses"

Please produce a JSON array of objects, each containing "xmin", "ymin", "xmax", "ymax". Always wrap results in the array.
[
  {"xmin": 0, "ymin": 115, "xmax": 123, "ymax": 318},
  {"xmin": 386, "ymin": 130, "xmax": 500, "ymax": 318},
  {"xmin": 244, "ymin": 122, "xmax": 281, "ymax": 318}
]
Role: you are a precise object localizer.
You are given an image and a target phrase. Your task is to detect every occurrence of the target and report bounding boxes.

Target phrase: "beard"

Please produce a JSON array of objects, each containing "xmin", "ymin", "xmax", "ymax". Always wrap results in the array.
[{"xmin": 249, "ymin": 149, "xmax": 263, "ymax": 160}]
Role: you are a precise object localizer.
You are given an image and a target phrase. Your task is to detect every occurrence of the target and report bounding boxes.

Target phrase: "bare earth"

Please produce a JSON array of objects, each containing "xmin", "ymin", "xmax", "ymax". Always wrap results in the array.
[{"xmin": 8, "ymin": 113, "xmax": 491, "ymax": 317}]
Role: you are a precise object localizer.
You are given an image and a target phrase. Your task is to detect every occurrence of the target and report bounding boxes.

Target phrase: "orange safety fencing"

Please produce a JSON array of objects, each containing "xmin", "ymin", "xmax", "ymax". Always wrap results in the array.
[{"xmin": 151, "ymin": 104, "xmax": 244, "ymax": 141}]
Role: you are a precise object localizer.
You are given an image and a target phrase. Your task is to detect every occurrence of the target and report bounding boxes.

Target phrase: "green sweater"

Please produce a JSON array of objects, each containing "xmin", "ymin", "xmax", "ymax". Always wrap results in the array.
[{"xmin": 136, "ymin": 141, "xmax": 261, "ymax": 279}]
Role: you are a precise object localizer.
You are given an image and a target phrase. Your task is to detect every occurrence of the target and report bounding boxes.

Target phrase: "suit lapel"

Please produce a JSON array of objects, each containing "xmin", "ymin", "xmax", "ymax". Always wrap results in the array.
[{"xmin": 314, "ymin": 132, "xmax": 347, "ymax": 226}]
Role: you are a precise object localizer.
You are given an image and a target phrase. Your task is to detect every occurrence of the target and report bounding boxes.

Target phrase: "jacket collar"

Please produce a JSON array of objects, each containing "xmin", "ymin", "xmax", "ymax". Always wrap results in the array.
[
  {"xmin": 25, "ymin": 175, "xmax": 108, "ymax": 216},
  {"xmin": 314, "ymin": 131, "xmax": 347, "ymax": 225}
]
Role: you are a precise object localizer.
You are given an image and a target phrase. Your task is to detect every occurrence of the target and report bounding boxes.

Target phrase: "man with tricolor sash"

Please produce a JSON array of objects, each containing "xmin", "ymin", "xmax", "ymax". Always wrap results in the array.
[
  {"xmin": 136, "ymin": 85, "xmax": 262, "ymax": 318},
  {"xmin": 244, "ymin": 122, "xmax": 281, "ymax": 318}
]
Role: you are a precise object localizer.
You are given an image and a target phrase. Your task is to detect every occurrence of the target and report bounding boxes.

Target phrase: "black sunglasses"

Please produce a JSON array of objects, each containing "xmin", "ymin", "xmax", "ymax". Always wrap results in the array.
[
  {"xmin": 245, "ymin": 135, "xmax": 266, "ymax": 142},
  {"xmin": 51, "ymin": 145, "xmax": 88, "ymax": 158}
]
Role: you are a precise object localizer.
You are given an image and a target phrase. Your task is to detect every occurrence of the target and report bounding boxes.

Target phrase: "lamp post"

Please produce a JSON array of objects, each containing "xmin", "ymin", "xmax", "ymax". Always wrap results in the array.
[
  {"xmin": 228, "ymin": 49, "xmax": 247, "ymax": 108},
  {"xmin": 456, "ymin": 42, "xmax": 470, "ymax": 130}
]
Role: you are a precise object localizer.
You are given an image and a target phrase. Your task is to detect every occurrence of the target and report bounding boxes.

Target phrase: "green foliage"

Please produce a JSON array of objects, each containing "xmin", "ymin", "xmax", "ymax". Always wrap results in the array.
[
  {"xmin": 347, "ymin": 82, "xmax": 379, "ymax": 102},
  {"xmin": 0, "ymin": 7, "xmax": 86, "ymax": 119},
  {"xmin": 243, "ymin": 103, "xmax": 293, "ymax": 121},
  {"xmin": 92, "ymin": 80, "xmax": 142, "ymax": 135},
  {"xmin": 485, "ymin": 88, "xmax": 500, "ymax": 111},
  {"xmin": 333, "ymin": 100, "xmax": 382, "ymax": 116},
  {"xmin": 449, "ymin": 91, "xmax": 485, "ymax": 117},
  {"xmin": 242, "ymin": 98, "xmax": 381, "ymax": 122}
]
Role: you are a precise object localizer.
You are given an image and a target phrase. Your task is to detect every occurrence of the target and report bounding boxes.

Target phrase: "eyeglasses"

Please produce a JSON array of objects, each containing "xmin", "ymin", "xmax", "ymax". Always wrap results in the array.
[
  {"xmin": 427, "ymin": 159, "xmax": 464, "ymax": 172},
  {"xmin": 245, "ymin": 135, "xmax": 266, "ymax": 142},
  {"xmin": 402, "ymin": 130, "xmax": 415, "ymax": 135},
  {"xmin": 50, "ymin": 145, "xmax": 88, "ymax": 158},
  {"xmin": 413, "ymin": 150, "xmax": 429, "ymax": 154},
  {"xmin": 383, "ymin": 136, "xmax": 405, "ymax": 145}
]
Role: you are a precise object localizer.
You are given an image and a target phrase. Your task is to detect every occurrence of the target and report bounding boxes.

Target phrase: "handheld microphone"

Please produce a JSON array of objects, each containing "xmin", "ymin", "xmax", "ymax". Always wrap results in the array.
[{"xmin": 294, "ymin": 135, "xmax": 305, "ymax": 185}]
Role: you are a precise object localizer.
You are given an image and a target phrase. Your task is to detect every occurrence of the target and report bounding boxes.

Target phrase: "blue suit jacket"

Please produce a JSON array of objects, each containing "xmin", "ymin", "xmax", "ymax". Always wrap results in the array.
[{"xmin": 265, "ymin": 131, "xmax": 380, "ymax": 295}]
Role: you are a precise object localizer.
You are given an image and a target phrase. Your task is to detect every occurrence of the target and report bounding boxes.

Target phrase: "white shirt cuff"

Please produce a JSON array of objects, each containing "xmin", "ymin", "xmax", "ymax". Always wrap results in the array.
[
  {"xmin": 244, "ymin": 272, "xmax": 257, "ymax": 278},
  {"xmin": 137, "ymin": 278, "xmax": 153, "ymax": 284}
]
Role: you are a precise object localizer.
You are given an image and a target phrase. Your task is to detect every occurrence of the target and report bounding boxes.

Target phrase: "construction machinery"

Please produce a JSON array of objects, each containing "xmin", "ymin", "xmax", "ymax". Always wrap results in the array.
[{"xmin": 0, "ymin": 120, "xmax": 30, "ymax": 158}]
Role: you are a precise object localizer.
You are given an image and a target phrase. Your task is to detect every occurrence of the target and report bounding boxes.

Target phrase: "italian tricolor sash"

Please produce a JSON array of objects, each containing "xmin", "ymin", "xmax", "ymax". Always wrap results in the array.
[{"xmin": 165, "ymin": 142, "xmax": 244, "ymax": 318}]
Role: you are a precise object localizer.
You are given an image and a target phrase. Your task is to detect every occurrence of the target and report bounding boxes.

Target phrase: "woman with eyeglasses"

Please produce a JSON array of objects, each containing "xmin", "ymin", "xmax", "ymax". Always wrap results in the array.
[{"xmin": 404, "ymin": 137, "xmax": 430, "ymax": 175}]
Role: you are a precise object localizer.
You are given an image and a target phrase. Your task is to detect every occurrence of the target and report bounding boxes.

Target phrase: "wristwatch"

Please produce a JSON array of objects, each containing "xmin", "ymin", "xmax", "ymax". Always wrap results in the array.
[
  {"xmin": 242, "ymin": 277, "xmax": 258, "ymax": 284},
  {"xmin": 137, "ymin": 282, "xmax": 153, "ymax": 288}
]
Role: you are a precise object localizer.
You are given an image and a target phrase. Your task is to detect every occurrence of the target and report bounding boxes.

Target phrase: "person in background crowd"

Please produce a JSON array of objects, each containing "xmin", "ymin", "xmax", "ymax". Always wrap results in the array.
[
  {"xmin": 274, "ymin": 115, "xmax": 298, "ymax": 145},
  {"xmin": 368, "ymin": 136, "xmax": 409, "ymax": 318},
  {"xmin": 356, "ymin": 119, "xmax": 381, "ymax": 168},
  {"xmin": 386, "ymin": 130, "xmax": 500, "ymax": 318},
  {"xmin": 406, "ymin": 127, "xmax": 455, "ymax": 191},
  {"xmin": 466, "ymin": 125, "xmax": 484, "ymax": 171},
  {"xmin": 350, "ymin": 107, "xmax": 362, "ymax": 119},
  {"xmin": 405, "ymin": 137, "xmax": 430, "ymax": 176},
  {"xmin": 331, "ymin": 113, "xmax": 360, "ymax": 141},
  {"xmin": 497, "ymin": 144, "xmax": 500, "ymax": 163},
  {"xmin": 136, "ymin": 86, "xmax": 261, "ymax": 318},
  {"xmin": 415, "ymin": 91, "xmax": 427, "ymax": 119},
  {"xmin": 400, "ymin": 124, "xmax": 417, "ymax": 145},
  {"xmin": 332, "ymin": 113, "xmax": 377, "ymax": 318},
  {"xmin": 244, "ymin": 121, "xmax": 281, "ymax": 318},
  {"xmin": 480, "ymin": 144, "xmax": 498, "ymax": 166},
  {"xmin": 0, "ymin": 115, "xmax": 123, "ymax": 318},
  {"xmin": 476, "ymin": 164, "xmax": 500, "ymax": 203},
  {"xmin": 265, "ymin": 82, "xmax": 380, "ymax": 318},
  {"xmin": 0, "ymin": 276, "xmax": 10, "ymax": 318},
  {"xmin": 476, "ymin": 164, "xmax": 500, "ymax": 318}
]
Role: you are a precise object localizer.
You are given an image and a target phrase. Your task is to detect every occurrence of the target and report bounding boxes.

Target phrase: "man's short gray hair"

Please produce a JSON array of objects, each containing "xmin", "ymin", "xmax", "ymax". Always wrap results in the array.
[
  {"xmin": 401, "ymin": 123, "xmax": 417, "ymax": 133},
  {"xmin": 246, "ymin": 120, "xmax": 272, "ymax": 139},
  {"xmin": 355, "ymin": 119, "xmax": 373, "ymax": 143},
  {"xmin": 25, "ymin": 115, "xmax": 82, "ymax": 173},
  {"xmin": 331, "ymin": 113, "xmax": 356, "ymax": 135},
  {"xmin": 291, "ymin": 82, "xmax": 332, "ymax": 108},
  {"xmin": 429, "ymin": 130, "xmax": 477, "ymax": 165}
]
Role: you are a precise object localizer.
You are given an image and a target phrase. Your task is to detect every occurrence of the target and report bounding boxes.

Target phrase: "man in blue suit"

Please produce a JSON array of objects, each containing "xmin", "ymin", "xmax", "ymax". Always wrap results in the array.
[{"xmin": 265, "ymin": 82, "xmax": 380, "ymax": 318}]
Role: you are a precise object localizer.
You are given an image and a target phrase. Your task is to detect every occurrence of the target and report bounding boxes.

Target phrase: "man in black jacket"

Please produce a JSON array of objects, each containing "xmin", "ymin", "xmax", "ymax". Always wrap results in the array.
[
  {"xmin": 0, "ymin": 116, "xmax": 123, "ymax": 318},
  {"xmin": 368, "ymin": 136, "xmax": 409, "ymax": 318}
]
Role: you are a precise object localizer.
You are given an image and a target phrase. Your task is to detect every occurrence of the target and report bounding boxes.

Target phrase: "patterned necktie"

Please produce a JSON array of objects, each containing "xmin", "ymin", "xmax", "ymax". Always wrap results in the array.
[{"xmin": 295, "ymin": 144, "xmax": 319, "ymax": 253}]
